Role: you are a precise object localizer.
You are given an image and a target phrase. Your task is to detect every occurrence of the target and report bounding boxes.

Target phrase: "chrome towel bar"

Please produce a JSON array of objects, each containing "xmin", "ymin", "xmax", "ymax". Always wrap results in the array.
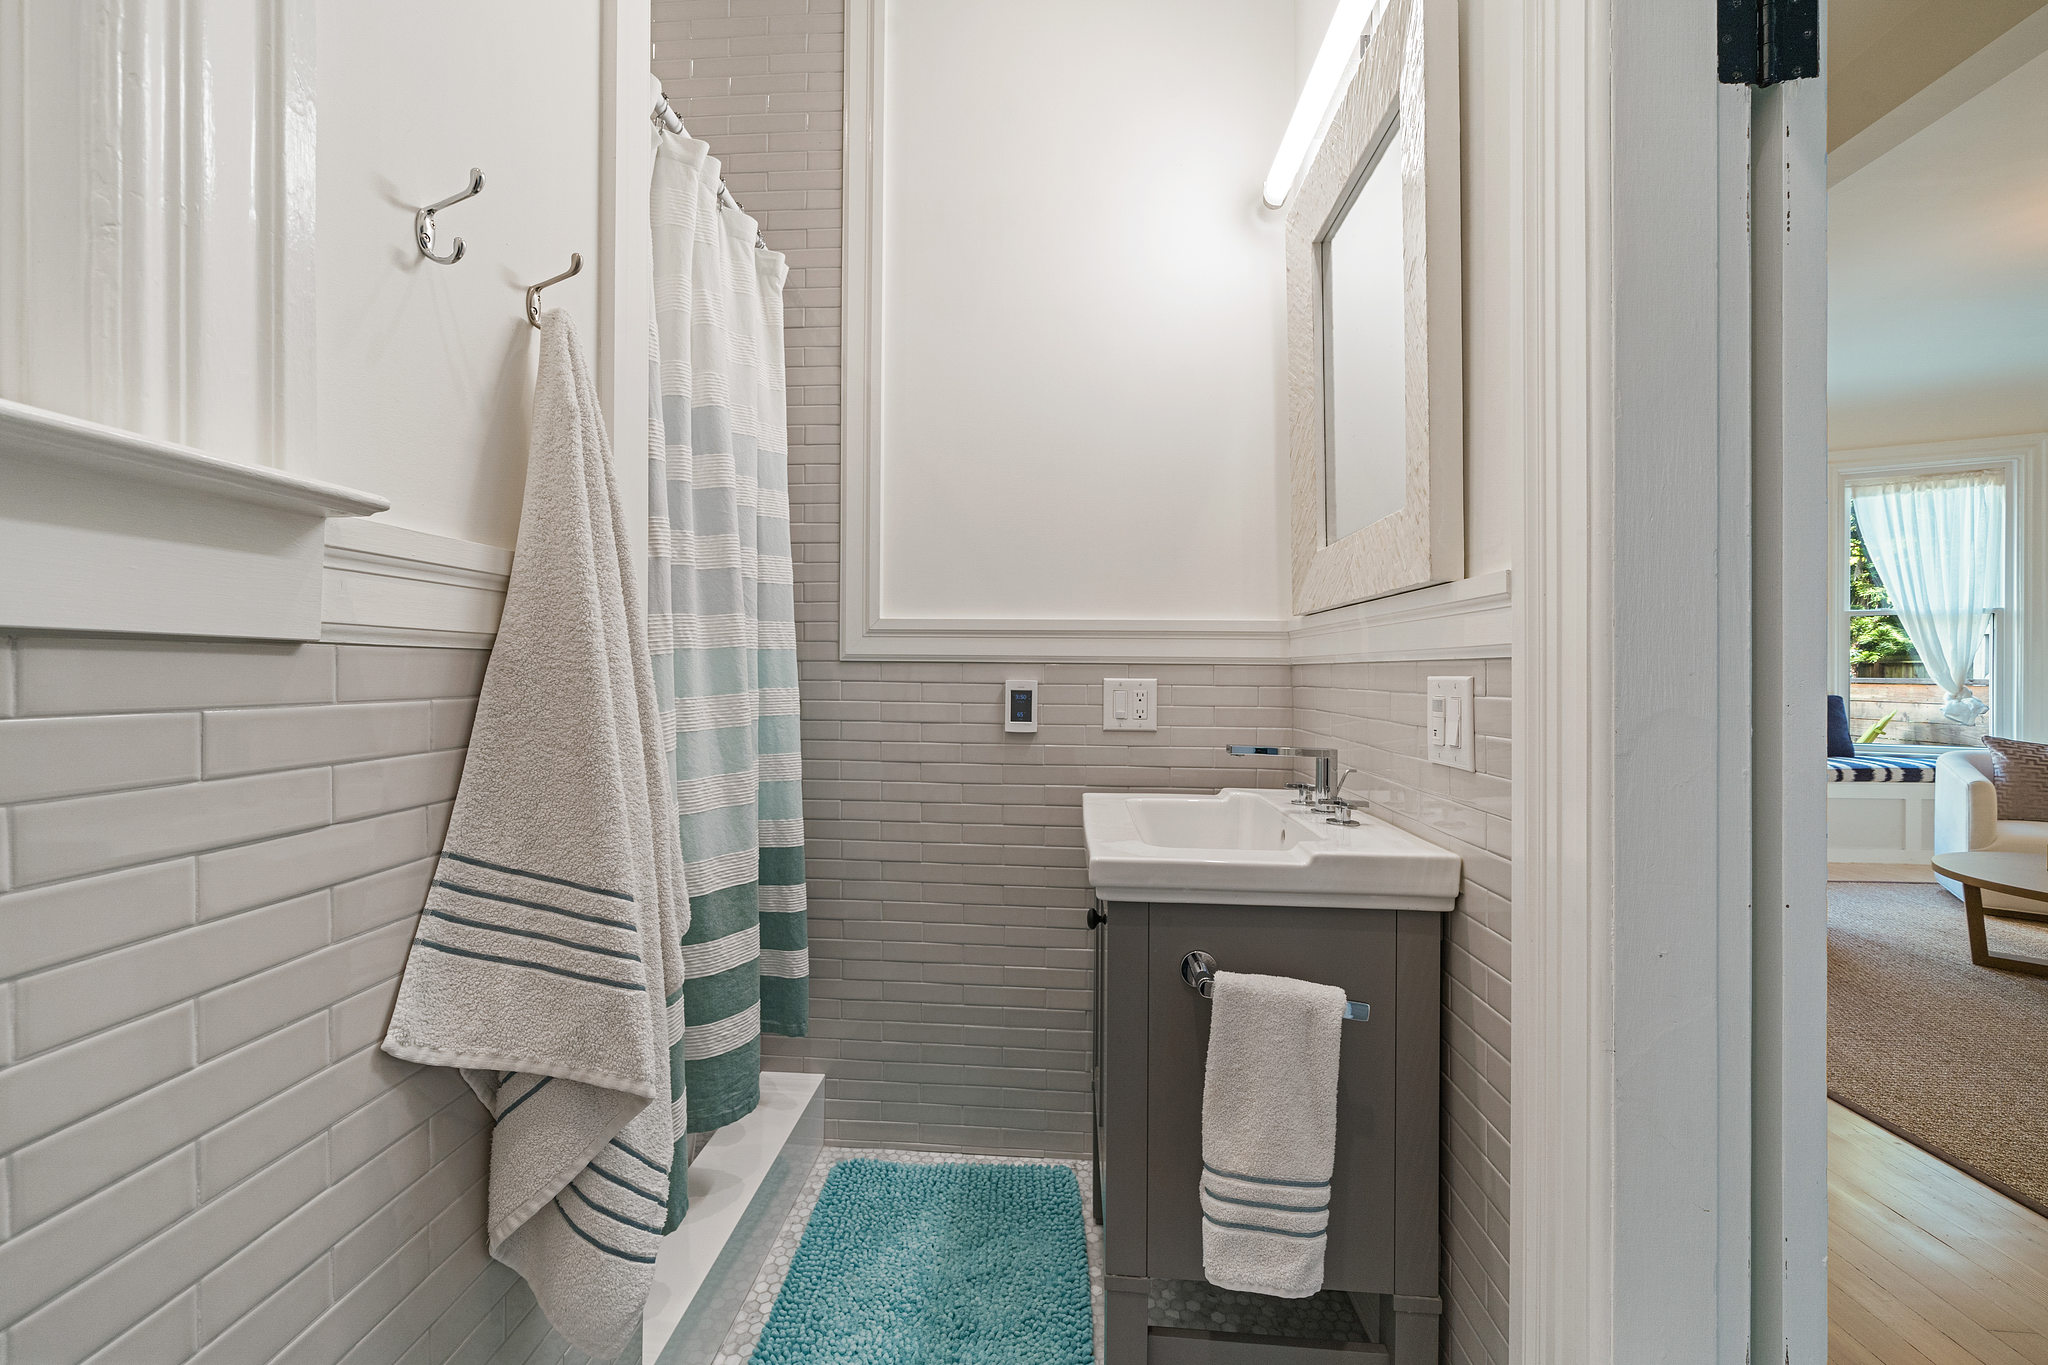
[{"xmin": 1181, "ymin": 950, "xmax": 1369, "ymax": 1022}]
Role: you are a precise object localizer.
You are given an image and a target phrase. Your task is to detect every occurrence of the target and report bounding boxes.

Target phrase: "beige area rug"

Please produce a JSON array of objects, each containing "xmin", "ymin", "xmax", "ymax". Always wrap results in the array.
[{"xmin": 1828, "ymin": 881, "xmax": 2048, "ymax": 1216}]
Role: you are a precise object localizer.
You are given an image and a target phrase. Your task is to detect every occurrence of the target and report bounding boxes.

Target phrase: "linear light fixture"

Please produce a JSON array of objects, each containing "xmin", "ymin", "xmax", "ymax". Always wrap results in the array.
[{"xmin": 1262, "ymin": 0, "xmax": 1376, "ymax": 209}]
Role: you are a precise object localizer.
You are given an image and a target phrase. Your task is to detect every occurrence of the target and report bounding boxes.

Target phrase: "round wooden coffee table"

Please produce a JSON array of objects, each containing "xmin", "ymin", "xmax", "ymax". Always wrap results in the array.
[{"xmin": 1930, "ymin": 850, "xmax": 2048, "ymax": 978}]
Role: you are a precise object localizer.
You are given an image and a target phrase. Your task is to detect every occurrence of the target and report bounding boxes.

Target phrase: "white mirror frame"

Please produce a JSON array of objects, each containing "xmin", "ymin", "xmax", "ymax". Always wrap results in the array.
[{"xmin": 1287, "ymin": 0, "xmax": 1462, "ymax": 614}]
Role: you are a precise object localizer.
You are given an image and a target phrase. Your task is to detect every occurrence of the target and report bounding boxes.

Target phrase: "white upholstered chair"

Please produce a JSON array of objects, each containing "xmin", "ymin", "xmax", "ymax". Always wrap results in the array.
[{"xmin": 1934, "ymin": 748, "xmax": 2048, "ymax": 911}]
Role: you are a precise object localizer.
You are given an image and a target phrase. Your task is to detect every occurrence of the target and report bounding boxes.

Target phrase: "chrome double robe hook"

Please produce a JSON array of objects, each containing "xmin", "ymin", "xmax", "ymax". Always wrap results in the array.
[
  {"xmin": 525, "ymin": 253, "xmax": 583, "ymax": 328},
  {"xmin": 414, "ymin": 168, "xmax": 485, "ymax": 265}
]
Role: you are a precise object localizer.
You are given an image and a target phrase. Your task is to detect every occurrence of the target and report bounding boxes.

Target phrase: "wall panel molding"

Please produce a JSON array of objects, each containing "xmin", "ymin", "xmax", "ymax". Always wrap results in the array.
[
  {"xmin": 839, "ymin": 0, "xmax": 1298, "ymax": 657},
  {"xmin": 837, "ymin": 572, "xmax": 1511, "ymax": 666}
]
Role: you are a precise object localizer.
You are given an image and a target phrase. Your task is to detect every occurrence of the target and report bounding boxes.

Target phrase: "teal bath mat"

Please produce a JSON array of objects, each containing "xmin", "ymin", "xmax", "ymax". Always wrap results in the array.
[{"xmin": 751, "ymin": 1159, "xmax": 1095, "ymax": 1365}]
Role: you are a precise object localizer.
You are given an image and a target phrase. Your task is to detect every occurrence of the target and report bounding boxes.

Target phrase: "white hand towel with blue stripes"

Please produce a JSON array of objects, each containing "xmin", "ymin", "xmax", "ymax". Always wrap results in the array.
[
  {"xmin": 1200, "ymin": 969, "xmax": 1346, "ymax": 1298},
  {"xmin": 381, "ymin": 310, "xmax": 689, "ymax": 1359}
]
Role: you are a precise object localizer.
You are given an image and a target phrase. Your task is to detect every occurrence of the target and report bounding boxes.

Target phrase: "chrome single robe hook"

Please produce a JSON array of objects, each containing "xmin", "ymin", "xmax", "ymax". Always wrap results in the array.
[
  {"xmin": 525, "ymin": 252, "xmax": 583, "ymax": 328},
  {"xmin": 414, "ymin": 168, "xmax": 485, "ymax": 265}
]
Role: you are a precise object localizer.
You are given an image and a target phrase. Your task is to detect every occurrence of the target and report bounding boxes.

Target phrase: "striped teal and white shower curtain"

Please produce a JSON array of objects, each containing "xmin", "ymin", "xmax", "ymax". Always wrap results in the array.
[{"xmin": 647, "ymin": 125, "xmax": 809, "ymax": 1216}]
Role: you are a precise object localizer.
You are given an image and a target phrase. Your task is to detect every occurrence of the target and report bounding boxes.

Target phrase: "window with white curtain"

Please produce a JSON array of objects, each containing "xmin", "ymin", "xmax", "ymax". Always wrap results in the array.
[{"xmin": 1843, "ymin": 468, "xmax": 2007, "ymax": 747}]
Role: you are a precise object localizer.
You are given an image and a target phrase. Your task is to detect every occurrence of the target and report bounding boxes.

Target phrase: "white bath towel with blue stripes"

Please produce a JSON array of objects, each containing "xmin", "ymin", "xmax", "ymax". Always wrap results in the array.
[
  {"xmin": 382, "ymin": 310, "xmax": 689, "ymax": 1359},
  {"xmin": 1200, "ymin": 970, "xmax": 1346, "ymax": 1299}
]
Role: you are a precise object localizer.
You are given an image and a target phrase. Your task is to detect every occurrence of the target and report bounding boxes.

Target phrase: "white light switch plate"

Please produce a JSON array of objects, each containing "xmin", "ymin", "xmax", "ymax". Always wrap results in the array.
[
  {"xmin": 1102, "ymin": 677, "xmax": 1157, "ymax": 731},
  {"xmin": 1427, "ymin": 675, "xmax": 1475, "ymax": 771}
]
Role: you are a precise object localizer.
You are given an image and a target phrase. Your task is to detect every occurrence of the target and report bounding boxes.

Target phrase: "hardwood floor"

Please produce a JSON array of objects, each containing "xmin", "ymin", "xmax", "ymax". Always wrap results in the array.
[{"xmin": 1830, "ymin": 1100, "xmax": 2048, "ymax": 1363}]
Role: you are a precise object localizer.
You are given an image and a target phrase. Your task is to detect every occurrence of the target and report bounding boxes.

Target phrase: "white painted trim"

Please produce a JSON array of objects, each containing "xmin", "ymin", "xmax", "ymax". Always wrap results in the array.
[
  {"xmin": 1510, "ymin": 0, "xmax": 1614, "ymax": 1355},
  {"xmin": 0, "ymin": 398, "xmax": 385, "ymax": 518},
  {"xmin": 598, "ymin": 0, "xmax": 654, "ymax": 591},
  {"xmin": 1287, "ymin": 569, "xmax": 1510, "ymax": 663},
  {"xmin": 1748, "ymin": 72, "xmax": 1831, "ymax": 1365},
  {"xmin": 840, "ymin": 0, "xmax": 885, "ymax": 664},
  {"xmin": 321, "ymin": 519, "xmax": 510, "ymax": 649},
  {"xmin": 1827, "ymin": 433, "xmax": 2048, "ymax": 743},
  {"xmin": 838, "ymin": 571, "xmax": 1509, "ymax": 665},
  {"xmin": 0, "ymin": 398, "xmax": 510, "ymax": 652},
  {"xmin": 844, "ymin": 617, "xmax": 1292, "ymax": 665},
  {"xmin": 0, "ymin": 398, "xmax": 385, "ymax": 642}
]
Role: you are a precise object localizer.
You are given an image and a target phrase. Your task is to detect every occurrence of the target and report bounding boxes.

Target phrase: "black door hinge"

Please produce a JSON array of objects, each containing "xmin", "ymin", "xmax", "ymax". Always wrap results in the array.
[{"xmin": 1720, "ymin": 0, "xmax": 1820, "ymax": 86}]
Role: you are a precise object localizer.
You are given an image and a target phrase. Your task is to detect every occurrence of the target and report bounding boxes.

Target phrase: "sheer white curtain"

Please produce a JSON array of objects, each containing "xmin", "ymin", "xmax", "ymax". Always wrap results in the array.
[{"xmin": 1851, "ymin": 470, "xmax": 2005, "ymax": 724}]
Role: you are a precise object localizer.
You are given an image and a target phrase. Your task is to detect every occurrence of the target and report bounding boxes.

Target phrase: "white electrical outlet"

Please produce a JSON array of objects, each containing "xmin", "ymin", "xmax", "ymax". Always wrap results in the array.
[
  {"xmin": 1102, "ymin": 677, "xmax": 1157, "ymax": 731},
  {"xmin": 1427, "ymin": 675, "xmax": 1475, "ymax": 770}
]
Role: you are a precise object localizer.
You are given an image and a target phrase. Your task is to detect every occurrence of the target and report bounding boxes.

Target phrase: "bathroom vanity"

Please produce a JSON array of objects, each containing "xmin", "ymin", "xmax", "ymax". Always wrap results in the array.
[{"xmin": 1083, "ymin": 789, "xmax": 1460, "ymax": 1363}]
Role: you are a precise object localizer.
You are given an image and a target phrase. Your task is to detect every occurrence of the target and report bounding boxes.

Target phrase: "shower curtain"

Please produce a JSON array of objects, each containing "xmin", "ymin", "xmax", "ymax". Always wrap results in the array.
[{"xmin": 648, "ymin": 124, "xmax": 809, "ymax": 1210}]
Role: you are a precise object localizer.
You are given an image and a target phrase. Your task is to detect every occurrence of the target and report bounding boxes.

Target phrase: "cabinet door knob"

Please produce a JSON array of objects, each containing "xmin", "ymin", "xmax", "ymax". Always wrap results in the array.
[{"xmin": 1086, "ymin": 906, "xmax": 1106, "ymax": 928}]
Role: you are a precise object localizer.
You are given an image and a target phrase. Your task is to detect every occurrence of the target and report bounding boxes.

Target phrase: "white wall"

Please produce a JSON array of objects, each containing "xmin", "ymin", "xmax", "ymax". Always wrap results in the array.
[
  {"xmin": 311, "ymin": 0, "xmax": 605, "ymax": 549},
  {"xmin": 1828, "ymin": 48, "xmax": 2048, "ymax": 453},
  {"xmin": 1295, "ymin": 0, "xmax": 1343, "ymax": 85},
  {"xmin": 0, "ymin": 0, "xmax": 620, "ymax": 556},
  {"xmin": 873, "ymin": 0, "xmax": 1295, "ymax": 623}
]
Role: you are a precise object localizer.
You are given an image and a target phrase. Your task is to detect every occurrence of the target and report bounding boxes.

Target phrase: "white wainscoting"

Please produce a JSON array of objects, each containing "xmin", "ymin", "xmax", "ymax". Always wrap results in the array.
[
  {"xmin": 0, "ymin": 0, "xmax": 317, "ymax": 469},
  {"xmin": 323, "ymin": 520, "xmax": 511, "ymax": 650}
]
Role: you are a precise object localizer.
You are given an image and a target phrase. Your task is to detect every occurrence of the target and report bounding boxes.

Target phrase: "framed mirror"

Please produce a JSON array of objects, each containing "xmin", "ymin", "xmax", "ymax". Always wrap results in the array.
[{"xmin": 1287, "ymin": 0, "xmax": 1462, "ymax": 614}]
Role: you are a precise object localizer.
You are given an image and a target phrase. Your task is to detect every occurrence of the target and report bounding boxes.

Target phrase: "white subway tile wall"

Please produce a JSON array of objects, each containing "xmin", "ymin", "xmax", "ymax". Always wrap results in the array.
[
  {"xmin": 0, "ymin": 636, "xmax": 560, "ymax": 1364},
  {"xmin": 653, "ymin": 6, "xmax": 1511, "ymax": 1362}
]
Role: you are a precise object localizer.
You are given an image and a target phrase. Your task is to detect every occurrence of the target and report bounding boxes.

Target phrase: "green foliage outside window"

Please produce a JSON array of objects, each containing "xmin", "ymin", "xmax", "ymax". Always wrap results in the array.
[{"xmin": 1848, "ymin": 510, "xmax": 1916, "ymax": 672}]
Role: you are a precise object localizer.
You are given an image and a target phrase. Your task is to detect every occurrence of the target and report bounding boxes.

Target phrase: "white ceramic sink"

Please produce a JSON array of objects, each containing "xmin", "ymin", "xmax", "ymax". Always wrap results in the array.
[{"xmin": 1082, "ymin": 787, "xmax": 1461, "ymax": 910}]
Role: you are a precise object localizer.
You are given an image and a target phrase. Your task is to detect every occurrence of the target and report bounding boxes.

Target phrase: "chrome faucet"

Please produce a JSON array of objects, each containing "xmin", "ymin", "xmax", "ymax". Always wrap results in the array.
[{"xmin": 1224, "ymin": 744, "xmax": 1341, "ymax": 810}]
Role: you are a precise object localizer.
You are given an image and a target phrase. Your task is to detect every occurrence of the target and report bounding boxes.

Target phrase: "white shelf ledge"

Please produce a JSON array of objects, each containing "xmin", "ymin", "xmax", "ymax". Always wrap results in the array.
[{"xmin": 0, "ymin": 398, "xmax": 388, "ymax": 642}]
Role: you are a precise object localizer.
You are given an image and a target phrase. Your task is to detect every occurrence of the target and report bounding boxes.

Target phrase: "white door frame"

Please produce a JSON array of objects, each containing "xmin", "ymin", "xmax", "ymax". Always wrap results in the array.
[
  {"xmin": 1510, "ymin": 1, "xmax": 1829, "ymax": 1360},
  {"xmin": 1746, "ymin": 65, "xmax": 1832, "ymax": 1365}
]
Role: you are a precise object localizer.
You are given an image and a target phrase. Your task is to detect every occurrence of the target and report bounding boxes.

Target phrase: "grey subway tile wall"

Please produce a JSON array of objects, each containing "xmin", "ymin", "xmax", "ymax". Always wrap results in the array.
[
  {"xmin": 655, "ymin": 0, "xmax": 1299, "ymax": 1160},
  {"xmin": 1295, "ymin": 660, "xmax": 1512, "ymax": 1365},
  {"xmin": 653, "ymin": 7, "xmax": 1511, "ymax": 1361},
  {"xmin": 0, "ymin": 636, "xmax": 544, "ymax": 1364}
]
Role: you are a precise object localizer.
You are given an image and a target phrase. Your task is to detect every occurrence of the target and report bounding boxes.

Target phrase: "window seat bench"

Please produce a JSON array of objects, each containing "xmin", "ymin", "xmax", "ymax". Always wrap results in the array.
[{"xmin": 1826, "ymin": 744, "xmax": 1965, "ymax": 864}]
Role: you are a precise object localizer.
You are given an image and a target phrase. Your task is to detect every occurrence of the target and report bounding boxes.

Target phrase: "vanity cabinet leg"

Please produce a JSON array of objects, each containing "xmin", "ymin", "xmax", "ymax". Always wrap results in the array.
[
  {"xmin": 1381, "ymin": 1295, "xmax": 1442, "ymax": 1365},
  {"xmin": 1104, "ymin": 1275, "xmax": 1149, "ymax": 1364}
]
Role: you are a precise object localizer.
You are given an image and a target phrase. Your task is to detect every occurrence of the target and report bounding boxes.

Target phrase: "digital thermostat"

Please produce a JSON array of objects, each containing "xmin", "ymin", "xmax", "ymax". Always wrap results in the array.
[{"xmin": 1004, "ymin": 679, "xmax": 1039, "ymax": 734}]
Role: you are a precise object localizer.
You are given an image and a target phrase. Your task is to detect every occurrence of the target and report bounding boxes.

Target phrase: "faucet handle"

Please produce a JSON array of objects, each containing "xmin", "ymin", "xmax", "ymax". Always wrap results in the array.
[
  {"xmin": 1283, "ymin": 781, "xmax": 1313, "ymax": 805},
  {"xmin": 1324, "ymin": 798, "xmax": 1362, "ymax": 827}
]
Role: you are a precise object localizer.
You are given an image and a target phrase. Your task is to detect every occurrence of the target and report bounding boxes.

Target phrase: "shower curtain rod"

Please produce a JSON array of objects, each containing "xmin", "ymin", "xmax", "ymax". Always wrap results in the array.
[{"xmin": 653, "ymin": 90, "xmax": 768, "ymax": 250}]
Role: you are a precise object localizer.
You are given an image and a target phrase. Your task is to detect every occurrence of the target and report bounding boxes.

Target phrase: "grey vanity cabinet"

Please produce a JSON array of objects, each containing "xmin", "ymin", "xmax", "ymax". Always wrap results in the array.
[{"xmin": 1094, "ymin": 899, "xmax": 1444, "ymax": 1364}]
